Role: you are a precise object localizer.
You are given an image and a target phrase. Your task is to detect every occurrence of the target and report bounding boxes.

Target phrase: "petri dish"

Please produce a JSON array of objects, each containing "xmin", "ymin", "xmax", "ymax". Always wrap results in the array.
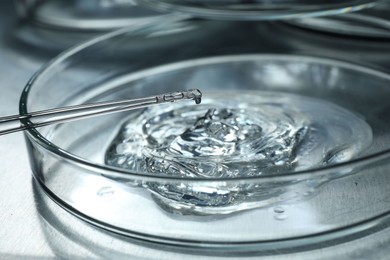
[
  {"xmin": 134, "ymin": 0, "xmax": 385, "ymax": 20},
  {"xmin": 12, "ymin": 0, "xmax": 178, "ymax": 53},
  {"xmin": 21, "ymin": 19, "xmax": 390, "ymax": 252},
  {"xmin": 14, "ymin": 0, "xmax": 170, "ymax": 31},
  {"xmin": 287, "ymin": 2, "xmax": 390, "ymax": 39}
]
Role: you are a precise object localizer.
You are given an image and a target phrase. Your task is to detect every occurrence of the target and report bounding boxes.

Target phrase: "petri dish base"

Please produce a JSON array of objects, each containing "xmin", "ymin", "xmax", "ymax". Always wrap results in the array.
[{"xmin": 21, "ymin": 21, "xmax": 390, "ymax": 252}]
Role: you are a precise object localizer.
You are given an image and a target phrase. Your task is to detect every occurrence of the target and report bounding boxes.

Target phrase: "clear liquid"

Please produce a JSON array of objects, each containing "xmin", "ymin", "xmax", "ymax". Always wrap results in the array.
[{"xmin": 105, "ymin": 91, "xmax": 372, "ymax": 215}]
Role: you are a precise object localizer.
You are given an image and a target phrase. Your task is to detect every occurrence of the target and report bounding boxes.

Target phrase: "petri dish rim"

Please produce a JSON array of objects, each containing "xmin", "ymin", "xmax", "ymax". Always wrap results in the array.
[
  {"xmin": 34, "ymin": 175, "xmax": 390, "ymax": 253},
  {"xmin": 285, "ymin": 10, "xmax": 390, "ymax": 39},
  {"xmin": 14, "ymin": 0, "xmax": 173, "ymax": 32},
  {"xmin": 19, "ymin": 26, "xmax": 390, "ymax": 183},
  {"xmin": 134, "ymin": 0, "xmax": 385, "ymax": 21}
]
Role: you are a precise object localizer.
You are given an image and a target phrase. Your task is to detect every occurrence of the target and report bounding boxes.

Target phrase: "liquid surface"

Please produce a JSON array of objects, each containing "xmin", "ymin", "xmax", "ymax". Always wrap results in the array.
[{"xmin": 105, "ymin": 90, "xmax": 372, "ymax": 214}]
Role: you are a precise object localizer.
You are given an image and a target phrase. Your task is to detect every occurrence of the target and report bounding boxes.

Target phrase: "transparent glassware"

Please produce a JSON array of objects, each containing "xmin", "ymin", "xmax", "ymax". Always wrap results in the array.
[
  {"xmin": 287, "ymin": 2, "xmax": 390, "ymax": 38},
  {"xmin": 11, "ymin": 0, "xmax": 179, "ymax": 53},
  {"xmin": 14, "ymin": 0, "xmax": 169, "ymax": 31},
  {"xmin": 134, "ymin": 0, "xmax": 385, "ymax": 20},
  {"xmin": 21, "ymin": 18, "xmax": 390, "ymax": 251}
]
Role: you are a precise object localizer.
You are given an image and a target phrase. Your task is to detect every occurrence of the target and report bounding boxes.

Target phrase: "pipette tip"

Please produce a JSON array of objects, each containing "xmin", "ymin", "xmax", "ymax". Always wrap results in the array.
[
  {"xmin": 187, "ymin": 89, "xmax": 202, "ymax": 104},
  {"xmin": 157, "ymin": 89, "xmax": 202, "ymax": 105}
]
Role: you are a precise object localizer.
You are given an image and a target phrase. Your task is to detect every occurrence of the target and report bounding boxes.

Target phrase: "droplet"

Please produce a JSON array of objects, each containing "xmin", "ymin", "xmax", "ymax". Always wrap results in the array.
[
  {"xmin": 273, "ymin": 206, "xmax": 285, "ymax": 214},
  {"xmin": 274, "ymin": 213, "xmax": 288, "ymax": 221},
  {"xmin": 97, "ymin": 186, "xmax": 115, "ymax": 197},
  {"xmin": 273, "ymin": 206, "xmax": 288, "ymax": 221}
]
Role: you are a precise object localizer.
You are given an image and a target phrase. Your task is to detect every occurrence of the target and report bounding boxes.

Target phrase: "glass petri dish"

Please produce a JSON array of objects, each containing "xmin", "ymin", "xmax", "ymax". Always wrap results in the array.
[
  {"xmin": 21, "ymin": 18, "xmax": 390, "ymax": 252},
  {"xmin": 134, "ymin": 0, "xmax": 385, "ymax": 20},
  {"xmin": 287, "ymin": 2, "xmax": 390, "ymax": 39},
  {"xmin": 12, "ymin": 0, "xmax": 177, "ymax": 52},
  {"xmin": 14, "ymin": 0, "xmax": 170, "ymax": 31}
]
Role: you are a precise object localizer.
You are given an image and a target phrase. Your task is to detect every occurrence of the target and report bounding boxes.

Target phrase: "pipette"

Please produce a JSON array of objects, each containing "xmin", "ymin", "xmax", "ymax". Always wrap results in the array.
[{"xmin": 0, "ymin": 89, "xmax": 202, "ymax": 136}]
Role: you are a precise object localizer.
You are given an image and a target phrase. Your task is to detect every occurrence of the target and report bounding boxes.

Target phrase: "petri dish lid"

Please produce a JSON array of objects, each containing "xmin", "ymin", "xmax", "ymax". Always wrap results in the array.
[
  {"xmin": 134, "ymin": 0, "xmax": 385, "ymax": 20},
  {"xmin": 14, "ymin": 0, "xmax": 170, "ymax": 31}
]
